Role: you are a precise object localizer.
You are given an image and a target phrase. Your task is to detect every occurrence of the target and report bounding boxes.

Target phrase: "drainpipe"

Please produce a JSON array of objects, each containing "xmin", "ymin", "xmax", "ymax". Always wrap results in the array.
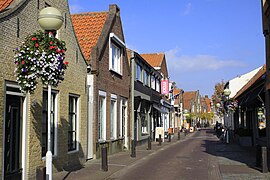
[{"xmin": 130, "ymin": 51, "xmax": 136, "ymax": 157}]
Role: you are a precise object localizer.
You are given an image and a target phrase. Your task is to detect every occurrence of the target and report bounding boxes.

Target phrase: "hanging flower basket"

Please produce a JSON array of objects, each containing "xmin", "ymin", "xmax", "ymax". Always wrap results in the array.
[
  {"xmin": 225, "ymin": 98, "xmax": 238, "ymax": 112},
  {"xmin": 14, "ymin": 30, "xmax": 68, "ymax": 93}
]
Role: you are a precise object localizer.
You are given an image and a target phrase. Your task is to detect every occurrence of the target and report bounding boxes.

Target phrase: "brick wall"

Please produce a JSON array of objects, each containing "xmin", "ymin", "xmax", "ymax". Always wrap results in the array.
[
  {"xmin": 0, "ymin": 0, "xmax": 88, "ymax": 179},
  {"xmin": 91, "ymin": 5, "xmax": 131, "ymax": 157}
]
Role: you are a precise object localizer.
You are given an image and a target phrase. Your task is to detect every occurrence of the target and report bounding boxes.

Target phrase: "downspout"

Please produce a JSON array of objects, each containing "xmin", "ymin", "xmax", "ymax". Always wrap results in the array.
[
  {"xmin": 130, "ymin": 51, "xmax": 135, "ymax": 155},
  {"xmin": 87, "ymin": 65, "xmax": 94, "ymax": 160}
]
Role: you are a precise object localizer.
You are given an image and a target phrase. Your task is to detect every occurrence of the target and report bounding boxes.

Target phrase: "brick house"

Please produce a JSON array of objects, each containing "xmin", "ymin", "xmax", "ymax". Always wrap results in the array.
[
  {"xmin": 183, "ymin": 90, "xmax": 201, "ymax": 128},
  {"xmin": 71, "ymin": 4, "xmax": 130, "ymax": 158},
  {"xmin": 0, "ymin": 0, "xmax": 89, "ymax": 179}
]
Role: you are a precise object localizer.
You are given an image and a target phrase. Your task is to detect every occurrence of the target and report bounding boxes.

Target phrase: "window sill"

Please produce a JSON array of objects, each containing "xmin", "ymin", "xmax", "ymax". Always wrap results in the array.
[
  {"xmin": 68, "ymin": 149, "xmax": 79, "ymax": 154},
  {"xmin": 109, "ymin": 68, "xmax": 122, "ymax": 77}
]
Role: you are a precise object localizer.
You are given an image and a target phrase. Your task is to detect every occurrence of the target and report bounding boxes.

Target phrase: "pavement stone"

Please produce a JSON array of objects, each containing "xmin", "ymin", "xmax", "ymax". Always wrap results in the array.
[{"xmin": 53, "ymin": 130, "xmax": 270, "ymax": 180}]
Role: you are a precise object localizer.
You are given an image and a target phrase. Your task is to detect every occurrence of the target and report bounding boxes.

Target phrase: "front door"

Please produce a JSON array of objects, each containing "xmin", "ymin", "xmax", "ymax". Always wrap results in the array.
[{"xmin": 4, "ymin": 95, "xmax": 22, "ymax": 180}]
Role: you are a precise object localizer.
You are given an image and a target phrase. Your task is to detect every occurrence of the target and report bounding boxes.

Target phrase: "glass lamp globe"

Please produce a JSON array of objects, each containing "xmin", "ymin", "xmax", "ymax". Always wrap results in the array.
[{"xmin": 38, "ymin": 7, "xmax": 63, "ymax": 31}]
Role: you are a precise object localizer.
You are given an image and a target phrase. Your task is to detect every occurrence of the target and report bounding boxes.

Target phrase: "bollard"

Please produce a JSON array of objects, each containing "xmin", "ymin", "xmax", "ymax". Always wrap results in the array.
[
  {"xmin": 101, "ymin": 145, "xmax": 108, "ymax": 171},
  {"xmin": 256, "ymin": 145, "xmax": 261, "ymax": 167},
  {"xmin": 131, "ymin": 140, "xmax": 136, "ymax": 157},
  {"xmin": 178, "ymin": 131, "xmax": 180, "ymax": 140},
  {"xmin": 168, "ymin": 133, "xmax": 171, "ymax": 142},
  {"xmin": 147, "ymin": 136, "xmax": 151, "ymax": 150},
  {"xmin": 158, "ymin": 134, "xmax": 162, "ymax": 146},
  {"xmin": 262, "ymin": 146, "xmax": 268, "ymax": 173}
]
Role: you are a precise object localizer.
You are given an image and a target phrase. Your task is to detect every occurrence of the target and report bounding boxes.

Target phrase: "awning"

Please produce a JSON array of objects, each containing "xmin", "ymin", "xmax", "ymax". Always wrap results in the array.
[{"xmin": 153, "ymin": 104, "xmax": 167, "ymax": 114}]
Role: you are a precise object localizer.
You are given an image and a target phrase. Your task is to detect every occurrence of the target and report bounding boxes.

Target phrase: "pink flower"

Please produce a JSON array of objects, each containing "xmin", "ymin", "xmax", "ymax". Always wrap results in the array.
[
  {"xmin": 50, "ymin": 41, "xmax": 53, "ymax": 45},
  {"xmin": 32, "ymin": 37, "xmax": 37, "ymax": 41},
  {"xmin": 35, "ymin": 43, "xmax": 39, "ymax": 47},
  {"xmin": 21, "ymin": 60, "xmax": 25, "ymax": 65},
  {"xmin": 64, "ymin": 61, "xmax": 69, "ymax": 65},
  {"xmin": 50, "ymin": 46, "xmax": 54, "ymax": 50}
]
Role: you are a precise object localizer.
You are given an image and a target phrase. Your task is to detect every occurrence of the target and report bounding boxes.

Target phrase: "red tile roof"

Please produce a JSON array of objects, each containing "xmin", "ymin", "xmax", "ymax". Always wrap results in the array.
[
  {"xmin": 183, "ymin": 91, "xmax": 197, "ymax": 110},
  {"xmin": 140, "ymin": 53, "xmax": 165, "ymax": 68},
  {"xmin": 71, "ymin": 12, "xmax": 108, "ymax": 62},
  {"xmin": 0, "ymin": 0, "xmax": 13, "ymax": 11}
]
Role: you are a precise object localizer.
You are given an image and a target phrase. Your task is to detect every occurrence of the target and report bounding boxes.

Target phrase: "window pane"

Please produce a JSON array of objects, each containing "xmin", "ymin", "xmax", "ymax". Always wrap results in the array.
[{"xmin": 68, "ymin": 96, "xmax": 77, "ymax": 151}]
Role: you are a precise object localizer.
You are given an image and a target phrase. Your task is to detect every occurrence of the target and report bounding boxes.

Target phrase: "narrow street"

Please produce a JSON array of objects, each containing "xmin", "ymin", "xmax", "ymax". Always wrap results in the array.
[{"xmin": 109, "ymin": 130, "xmax": 219, "ymax": 180}]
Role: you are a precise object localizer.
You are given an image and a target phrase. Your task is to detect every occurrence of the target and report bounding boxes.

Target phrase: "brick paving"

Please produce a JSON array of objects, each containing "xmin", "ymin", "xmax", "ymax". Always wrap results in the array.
[{"xmin": 54, "ymin": 130, "xmax": 270, "ymax": 180}]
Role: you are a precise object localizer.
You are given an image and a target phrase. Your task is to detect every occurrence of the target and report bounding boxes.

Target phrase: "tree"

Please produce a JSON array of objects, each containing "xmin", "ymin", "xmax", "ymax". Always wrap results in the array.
[{"xmin": 212, "ymin": 80, "xmax": 225, "ymax": 104}]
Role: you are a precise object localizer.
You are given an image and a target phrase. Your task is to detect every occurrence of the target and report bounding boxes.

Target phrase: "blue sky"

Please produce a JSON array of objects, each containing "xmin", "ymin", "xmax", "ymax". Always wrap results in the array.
[{"xmin": 68, "ymin": 0, "xmax": 265, "ymax": 96}]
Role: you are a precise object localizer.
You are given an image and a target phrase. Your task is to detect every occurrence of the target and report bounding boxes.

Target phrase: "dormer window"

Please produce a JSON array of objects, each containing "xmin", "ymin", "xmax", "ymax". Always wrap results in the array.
[{"xmin": 109, "ymin": 33, "xmax": 125, "ymax": 75}]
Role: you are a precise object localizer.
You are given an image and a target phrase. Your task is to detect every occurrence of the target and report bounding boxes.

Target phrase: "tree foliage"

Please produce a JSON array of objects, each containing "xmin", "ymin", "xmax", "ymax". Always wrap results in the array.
[{"xmin": 212, "ymin": 80, "xmax": 225, "ymax": 104}]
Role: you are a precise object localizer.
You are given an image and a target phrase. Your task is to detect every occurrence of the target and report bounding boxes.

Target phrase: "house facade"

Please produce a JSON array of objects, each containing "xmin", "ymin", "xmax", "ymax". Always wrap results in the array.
[
  {"xmin": 183, "ymin": 90, "xmax": 201, "ymax": 128},
  {"xmin": 127, "ymin": 49, "xmax": 162, "ymax": 146},
  {"xmin": 140, "ymin": 53, "xmax": 173, "ymax": 138},
  {"xmin": 71, "ymin": 4, "xmax": 130, "ymax": 158},
  {"xmin": 0, "ymin": 0, "xmax": 89, "ymax": 179}
]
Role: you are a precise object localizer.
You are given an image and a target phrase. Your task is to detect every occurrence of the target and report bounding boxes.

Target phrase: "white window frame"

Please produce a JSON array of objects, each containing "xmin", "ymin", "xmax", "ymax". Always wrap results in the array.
[
  {"xmin": 42, "ymin": 90, "xmax": 58, "ymax": 158},
  {"xmin": 98, "ymin": 90, "xmax": 107, "ymax": 142},
  {"xmin": 119, "ymin": 98, "xmax": 127, "ymax": 138},
  {"xmin": 110, "ymin": 94, "xmax": 117, "ymax": 140},
  {"xmin": 68, "ymin": 94, "xmax": 80, "ymax": 153},
  {"xmin": 109, "ymin": 33, "xmax": 125, "ymax": 75}
]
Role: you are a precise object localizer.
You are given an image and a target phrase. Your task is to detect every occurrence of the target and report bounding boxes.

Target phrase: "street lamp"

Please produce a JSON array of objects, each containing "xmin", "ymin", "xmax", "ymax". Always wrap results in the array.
[
  {"xmin": 223, "ymin": 88, "xmax": 231, "ymax": 97},
  {"xmin": 38, "ymin": 7, "xmax": 63, "ymax": 180},
  {"xmin": 223, "ymin": 88, "xmax": 231, "ymax": 143}
]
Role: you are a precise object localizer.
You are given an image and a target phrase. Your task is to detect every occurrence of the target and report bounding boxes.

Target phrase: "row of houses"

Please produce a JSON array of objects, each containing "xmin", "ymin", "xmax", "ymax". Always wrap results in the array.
[
  {"xmin": 0, "ymin": 1, "xmax": 211, "ymax": 179},
  {"xmin": 215, "ymin": 3, "xmax": 270, "ymax": 161}
]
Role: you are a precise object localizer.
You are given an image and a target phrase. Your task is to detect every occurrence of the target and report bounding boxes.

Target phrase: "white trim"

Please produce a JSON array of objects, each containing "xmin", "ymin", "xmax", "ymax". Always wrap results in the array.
[
  {"xmin": 98, "ymin": 91, "xmax": 107, "ymax": 141},
  {"xmin": 99, "ymin": 90, "xmax": 106, "ymax": 97},
  {"xmin": 110, "ymin": 33, "xmax": 125, "ymax": 47},
  {"xmin": 111, "ymin": 93, "xmax": 117, "ymax": 100},
  {"xmin": 110, "ymin": 95, "xmax": 117, "ymax": 139},
  {"xmin": 87, "ymin": 75, "xmax": 94, "ymax": 159},
  {"xmin": 68, "ymin": 94, "xmax": 80, "ymax": 152}
]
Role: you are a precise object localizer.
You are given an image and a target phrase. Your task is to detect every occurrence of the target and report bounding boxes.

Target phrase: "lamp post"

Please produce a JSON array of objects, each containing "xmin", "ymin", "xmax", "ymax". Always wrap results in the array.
[
  {"xmin": 38, "ymin": 7, "xmax": 63, "ymax": 180},
  {"xmin": 223, "ymin": 88, "xmax": 231, "ymax": 143}
]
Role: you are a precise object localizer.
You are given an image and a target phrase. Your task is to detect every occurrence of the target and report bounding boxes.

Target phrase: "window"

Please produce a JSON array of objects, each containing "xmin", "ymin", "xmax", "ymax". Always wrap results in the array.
[
  {"xmin": 110, "ymin": 94, "xmax": 117, "ymax": 139},
  {"xmin": 68, "ymin": 95, "xmax": 79, "ymax": 152},
  {"xmin": 151, "ymin": 76, "xmax": 155, "ymax": 90},
  {"xmin": 144, "ymin": 71, "xmax": 149, "ymax": 86},
  {"xmin": 42, "ymin": 90, "xmax": 58, "ymax": 157},
  {"xmin": 156, "ymin": 79, "xmax": 160, "ymax": 92},
  {"xmin": 111, "ymin": 44, "xmax": 121, "ymax": 72},
  {"xmin": 136, "ymin": 64, "xmax": 142, "ymax": 81},
  {"xmin": 109, "ymin": 33, "xmax": 125, "ymax": 75},
  {"xmin": 98, "ymin": 91, "xmax": 106, "ymax": 141},
  {"xmin": 119, "ymin": 98, "xmax": 127, "ymax": 138}
]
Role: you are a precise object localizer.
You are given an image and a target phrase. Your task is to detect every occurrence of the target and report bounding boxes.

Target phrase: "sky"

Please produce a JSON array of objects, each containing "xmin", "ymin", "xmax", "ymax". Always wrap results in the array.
[{"xmin": 68, "ymin": 0, "xmax": 265, "ymax": 97}]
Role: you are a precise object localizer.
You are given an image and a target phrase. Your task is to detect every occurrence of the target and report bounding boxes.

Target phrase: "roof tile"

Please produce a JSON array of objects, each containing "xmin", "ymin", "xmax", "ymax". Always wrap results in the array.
[
  {"xmin": 71, "ymin": 12, "xmax": 108, "ymax": 62},
  {"xmin": 140, "ymin": 53, "xmax": 164, "ymax": 68},
  {"xmin": 0, "ymin": 0, "xmax": 13, "ymax": 11}
]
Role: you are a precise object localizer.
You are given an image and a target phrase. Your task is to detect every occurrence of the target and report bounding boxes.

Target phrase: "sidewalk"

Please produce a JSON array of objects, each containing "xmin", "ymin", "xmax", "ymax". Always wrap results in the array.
[{"xmin": 53, "ymin": 130, "xmax": 270, "ymax": 180}]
